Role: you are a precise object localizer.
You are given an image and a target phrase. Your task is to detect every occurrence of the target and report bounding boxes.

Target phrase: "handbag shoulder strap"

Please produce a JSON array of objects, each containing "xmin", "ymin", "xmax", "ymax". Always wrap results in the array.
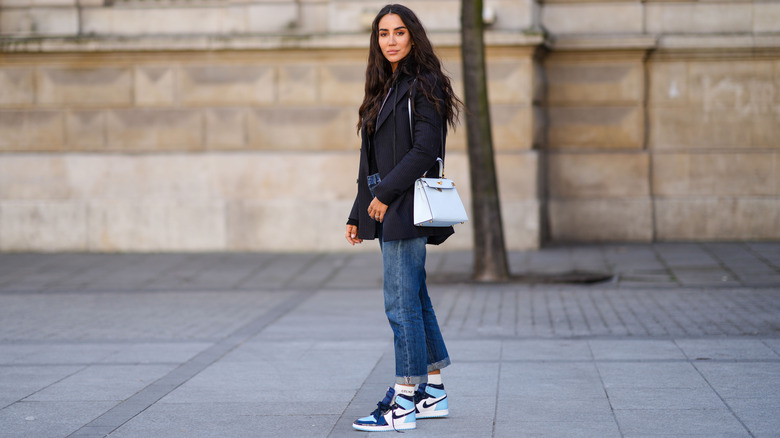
[{"xmin": 408, "ymin": 79, "xmax": 446, "ymax": 177}]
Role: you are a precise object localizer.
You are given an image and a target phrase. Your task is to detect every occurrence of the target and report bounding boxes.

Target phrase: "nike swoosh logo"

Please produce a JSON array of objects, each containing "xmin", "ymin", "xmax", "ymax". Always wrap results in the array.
[
  {"xmin": 391, "ymin": 408, "xmax": 415, "ymax": 420},
  {"xmin": 422, "ymin": 395, "xmax": 447, "ymax": 409}
]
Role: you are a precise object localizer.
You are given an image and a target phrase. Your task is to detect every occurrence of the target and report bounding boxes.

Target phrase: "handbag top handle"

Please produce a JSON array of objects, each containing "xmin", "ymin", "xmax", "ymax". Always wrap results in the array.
[{"xmin": 433, "ymin": 158, "xmax": 444, "ymax": 178}]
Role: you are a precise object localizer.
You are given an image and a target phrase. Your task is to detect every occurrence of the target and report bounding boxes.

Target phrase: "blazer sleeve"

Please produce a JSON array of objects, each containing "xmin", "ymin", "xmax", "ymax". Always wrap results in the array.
[
  {"xmin": 347, "ymin": 194, "xmax": 359, "ymax": 226},
  {"xmin": 372, "ymin": 81, "xmax": 443, "ymax": 205}
]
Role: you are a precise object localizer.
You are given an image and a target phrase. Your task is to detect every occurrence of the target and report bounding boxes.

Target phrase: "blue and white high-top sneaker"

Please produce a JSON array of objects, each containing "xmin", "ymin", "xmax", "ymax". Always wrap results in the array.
[
  {"xmin": 415, "ymin": 383, "xmax": 449, "ymax": 419},
  {"xmin": 352, "ymin": 387, "xmax": 417, "ymax": 432}
]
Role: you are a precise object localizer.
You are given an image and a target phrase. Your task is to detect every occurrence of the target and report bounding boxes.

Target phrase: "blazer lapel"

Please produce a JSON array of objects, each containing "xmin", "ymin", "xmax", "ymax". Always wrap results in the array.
[{"xmin": 375, "ymin": 77, "xmax": 413, "ymax": 133}]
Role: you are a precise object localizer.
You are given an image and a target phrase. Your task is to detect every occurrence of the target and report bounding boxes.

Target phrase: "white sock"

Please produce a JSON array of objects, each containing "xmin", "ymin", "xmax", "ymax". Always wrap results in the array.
[
  {"xmin": 394, "ymin": 384, "xmax": 416, "ymax": 399},
  {"xmin": 427, "ymin": 373, "xmax": 442, "ymax": 385}
]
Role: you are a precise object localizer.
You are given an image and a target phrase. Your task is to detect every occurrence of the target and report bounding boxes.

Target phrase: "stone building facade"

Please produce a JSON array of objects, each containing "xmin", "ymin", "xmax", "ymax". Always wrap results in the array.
[{"xmin": 0, "ymin": 0, "xmax": 778, "ymax": 252}]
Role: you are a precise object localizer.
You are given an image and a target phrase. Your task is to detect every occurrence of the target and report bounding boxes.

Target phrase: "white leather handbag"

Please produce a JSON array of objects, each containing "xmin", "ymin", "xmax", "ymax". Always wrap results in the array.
[
  {"xmin": 413, "ymin": 158, "xmax": 469, "ymax": 227},
  {"xmin": 406, "ymin": 80, "xmax": 468, "ymax": 227}
]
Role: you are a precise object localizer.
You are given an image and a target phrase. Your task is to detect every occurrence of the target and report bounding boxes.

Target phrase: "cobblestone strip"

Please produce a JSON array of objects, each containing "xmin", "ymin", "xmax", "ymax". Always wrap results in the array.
[
  {"xmin": 432, "ymin": 285, "xmax": 780, "ymax": 339},
  {"xmin": 65, "ymin": 290, "xmax": 311, "ymax": 438}
]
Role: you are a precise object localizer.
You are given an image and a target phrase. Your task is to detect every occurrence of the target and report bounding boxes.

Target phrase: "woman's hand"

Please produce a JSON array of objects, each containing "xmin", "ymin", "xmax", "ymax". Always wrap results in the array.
[
  {"xmin": 346, "ymin": 225, "xmax": 363, "ymax": 245},
  {"xmin": 368, "ymin": 198, "xmax": 388, "ymax": 223}
]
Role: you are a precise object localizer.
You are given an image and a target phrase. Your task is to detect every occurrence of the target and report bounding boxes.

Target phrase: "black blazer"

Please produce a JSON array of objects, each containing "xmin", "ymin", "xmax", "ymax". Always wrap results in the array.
[{"xmin": 348, "ymin": 74, "xmax": 454, "ymax": 244}]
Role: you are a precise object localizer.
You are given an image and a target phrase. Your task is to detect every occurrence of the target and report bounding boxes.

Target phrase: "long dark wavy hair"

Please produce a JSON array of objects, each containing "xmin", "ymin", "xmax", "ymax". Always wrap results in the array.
[{"xmin": 358, "ymin": 4, "xmax": 462, "ymax": 135}]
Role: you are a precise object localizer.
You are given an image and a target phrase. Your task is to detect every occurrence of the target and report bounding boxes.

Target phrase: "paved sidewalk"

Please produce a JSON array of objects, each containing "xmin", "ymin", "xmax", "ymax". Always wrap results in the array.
[{"xmin": 0, "ymin": 242, "xmax": 778, "ymax": 437}]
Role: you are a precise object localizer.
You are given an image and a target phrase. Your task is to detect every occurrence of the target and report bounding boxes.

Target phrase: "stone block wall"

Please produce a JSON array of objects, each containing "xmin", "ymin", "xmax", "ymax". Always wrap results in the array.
[
  {"xmin": 538, "ymin": 0, "xmax": 780, "ymax": 243},
  {"xmin": 0, "ymin": 44, "xmax": 543, "ymax": 251},
  {"xmin": 649, "ymin": 56, "xmax": 780, "ymax": 240},
  {"xmin": 0, "ymin": 50, "xmax": 364, "ymax": 251},
  {"xmin": 544, "ymin": 50, "xmax": 652, "ymax": 242}
]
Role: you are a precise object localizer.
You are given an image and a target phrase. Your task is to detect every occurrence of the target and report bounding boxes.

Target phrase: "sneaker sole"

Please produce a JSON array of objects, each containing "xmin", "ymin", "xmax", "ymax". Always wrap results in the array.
[
  {"xmin": 352, "ymin": 422, "xmax": 417, "ymax": 432},
  {"xmin": 416, "ymin": 409, "xmax": 449, "ymax": 419}
]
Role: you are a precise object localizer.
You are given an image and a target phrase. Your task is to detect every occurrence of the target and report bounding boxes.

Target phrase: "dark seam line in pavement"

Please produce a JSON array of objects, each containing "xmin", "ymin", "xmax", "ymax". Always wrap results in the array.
[
  {"xmin": 528, "ymin": 287, "xmax": 537, "ymax": 336},
  {"xmin": 65, "ymin": 289, "xmax": 312, "ymax": 438},
  {"xmin": 512, "ymin": 287, "xmax": 520, "ymax": 337},
  {"xmin": 573, "ymin": 290, "xmax": 593, "ymax": 333},
  {"xmin": 690, "ymin": 361, "xmax": 757, "ymax": 438},
  {"xmin": 650, "ymin": 245, "xmax": 680, "ymax": 286},
  {"xmin": 590, "ymin": 290, "xmax": 612, "ymax": 335},
  {"xmin": 625, "ymin": 291, "xmax": 653, "ymax": 336},
  {"xmin": 737, "ymin": 290, "xmax": 780, "ymax": 334},
  {"xmin": 700, "ymin": 242, "xmax": 743, "ymax": 285},
  {"xmin": 496, "ymin": 288, "xmax": 506, "ymax": 328},
  {"xmin": 130, "ymin": 254, "xmax": 186, "ymax": 292},
  {"xmin": 635, "ymin": 292, "xmax": 674, "ymax": 336},
  {"xmin": 703, "ymin": 289, "xmax": 750, "ymax": 334},
  {"xmin": 1, "ymin": 364, "xmax": 90, "ymax": 411},
  {"xmin": 327, "ymin": 351, "xmax": 391, "ymax": 437},
  {"xmin": 590, "ymin": 345, "xmax": 625, "ymax": 438},
  {"xmin": 37, "ymin": 257, "xmax": 105, "ymax": 292},
  {"xmin": 736, "ymin": 295, "xmax": 776, "ymax": 335},
  {"xmin": 560, "ymin": 290, "xmax": 576, "ymax": 334},
  {"xmin": 0, "ymin": 254, "xmax": 74, "ymax": 289},
  {"xmin": 136, "ymin": 253, "xmax": 202, "ymax": 291},
  {"xmin": 490, "ymin": 341, "xmax": 503, "ymax": 438},
  {"xmin": 743, "ymin": 242, "xmax": 780, "ymax": 272},
  {"xmin": 315, "ymin": 253, "xmax": 351, "ymax": 289},
  {"xmin": 186, "ymin": 253, "xmax": 232, "ymax": 285},
  {"xmin": 232, "ymin": 254, "xmax": 277, "ymax": 289},
  {"xmin": 42, "ymin": 253, "xmax": 139, "ymax": 292},
  {"xmin": 677, "ymin": 289, "xmax": 719, "ymax": 336},
  {"xmin": 543, "ymin": 287, "xmax": 557, "ymax": 336},
  {"xmin": 761, "ymin": 339, "xmax": 780, "ymax": 357},
  {"xmin": 645, "ymin": 291, "xmax": 687, "ymax": 335},
  {"xmin": 280, "ymin": 253, "xmax": 326, "ymax": 289}
]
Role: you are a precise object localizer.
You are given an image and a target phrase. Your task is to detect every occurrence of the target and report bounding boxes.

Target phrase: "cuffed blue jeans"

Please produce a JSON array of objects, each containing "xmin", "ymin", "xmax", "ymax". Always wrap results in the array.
[{"xmin": 369, "ymin": 173, "xmax": 451, "ymax": 385}]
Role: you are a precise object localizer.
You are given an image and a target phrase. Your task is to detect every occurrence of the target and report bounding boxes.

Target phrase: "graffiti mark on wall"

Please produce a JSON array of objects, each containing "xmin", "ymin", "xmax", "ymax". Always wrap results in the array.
[{"xmin": 702, "ymin": 77, "xmax": 778, "ymax": 121}]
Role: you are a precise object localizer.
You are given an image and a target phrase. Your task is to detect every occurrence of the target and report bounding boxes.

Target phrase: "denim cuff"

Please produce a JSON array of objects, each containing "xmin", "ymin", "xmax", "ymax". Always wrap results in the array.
[
  {"xmin": 427, "ymin": 357, "xmax": 451, "ymax": 373},
  {"xmin": 396, "ymin": 374, "xmax": 428, "ymax": 385},
  {"xmin": 395, "ymin": 357, "xmax": 451, "ymax": 385}
]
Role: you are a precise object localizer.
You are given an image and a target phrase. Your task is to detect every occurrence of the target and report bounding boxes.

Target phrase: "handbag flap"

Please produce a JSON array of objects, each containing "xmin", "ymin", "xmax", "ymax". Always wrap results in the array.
[{"xmin": 418, "ymin": 178, "xmax": 456, "ymax": 190}]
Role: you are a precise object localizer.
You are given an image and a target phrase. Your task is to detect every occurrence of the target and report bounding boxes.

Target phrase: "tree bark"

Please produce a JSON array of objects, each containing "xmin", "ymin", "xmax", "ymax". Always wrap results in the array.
[{"xmin": 460, "ymin": 0, "xmax": 509, "ymax": 282}]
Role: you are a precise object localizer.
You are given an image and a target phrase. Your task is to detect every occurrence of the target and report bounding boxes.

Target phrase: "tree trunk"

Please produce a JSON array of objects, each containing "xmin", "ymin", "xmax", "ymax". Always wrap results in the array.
[{"xmin": 460, "ymin": 0, "xmax": 509, "ymax": 282}]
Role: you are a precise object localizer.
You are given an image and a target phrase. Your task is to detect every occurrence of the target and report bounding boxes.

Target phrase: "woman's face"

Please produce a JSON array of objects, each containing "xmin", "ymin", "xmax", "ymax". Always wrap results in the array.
[{"xmin": 377, "ymin": 13, "xmax": 412, "ymax": 72}]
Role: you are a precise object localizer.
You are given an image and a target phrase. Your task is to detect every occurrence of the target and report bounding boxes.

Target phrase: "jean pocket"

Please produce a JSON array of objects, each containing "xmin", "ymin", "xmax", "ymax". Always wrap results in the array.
[{"xmin": 367, "ymin": 173, "xmax": 381, "ymax": 198}]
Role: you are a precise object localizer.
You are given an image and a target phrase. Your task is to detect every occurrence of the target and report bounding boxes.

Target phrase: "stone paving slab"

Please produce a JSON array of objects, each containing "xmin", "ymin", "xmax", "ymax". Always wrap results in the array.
[
  {"xmin": 0, "ymin": 401, "xmax": 118, "ymax": 438},
  {"xmin": 1, "ymin": 243, "xmax": 778, "ymax": 293},
  {"xmin": 0, "ymin": 243, "xmax": 778, "ymax": 437}
]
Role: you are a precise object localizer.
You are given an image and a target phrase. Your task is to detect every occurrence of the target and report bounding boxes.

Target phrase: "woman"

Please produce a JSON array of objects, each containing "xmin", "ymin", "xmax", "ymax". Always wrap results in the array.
[{"xmin": 345, "ymin": 4, "xmax": 462, "ymax": 432}]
